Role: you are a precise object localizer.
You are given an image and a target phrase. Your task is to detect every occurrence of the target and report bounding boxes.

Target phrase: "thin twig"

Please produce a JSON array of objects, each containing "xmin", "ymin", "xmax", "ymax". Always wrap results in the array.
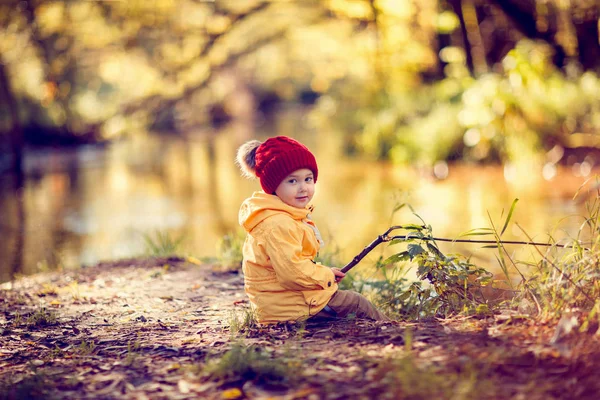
[
  {"xmin": 341, "ymin": 225, "xmax": 591, "ymax": 274},
  {"xmin": 422, "ymin": 237, "xmax": 589, "ymax": 250}
]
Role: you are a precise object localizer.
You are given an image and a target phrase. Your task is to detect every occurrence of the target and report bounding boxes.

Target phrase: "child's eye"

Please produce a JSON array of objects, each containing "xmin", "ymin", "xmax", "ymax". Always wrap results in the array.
[
  {"xmin": 288, "ymin": 179, "xmax": 297, "ymax": 184},
  {"xmin": 305, "ymin": 177, "xmax": 313, "ymax": 182}
]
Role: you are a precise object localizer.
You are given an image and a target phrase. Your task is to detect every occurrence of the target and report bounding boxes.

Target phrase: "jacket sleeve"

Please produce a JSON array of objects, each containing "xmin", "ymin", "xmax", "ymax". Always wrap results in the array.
[{"xmin": 261, "ymin": 220, "xmax": 335, "ymax": 291}]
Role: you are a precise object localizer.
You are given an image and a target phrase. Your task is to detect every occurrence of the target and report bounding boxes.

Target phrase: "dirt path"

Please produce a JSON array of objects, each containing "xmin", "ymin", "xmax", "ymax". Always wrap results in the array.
[{"xmin": 1, "ymin": 258, "xmax": 599, "ymax": 399}]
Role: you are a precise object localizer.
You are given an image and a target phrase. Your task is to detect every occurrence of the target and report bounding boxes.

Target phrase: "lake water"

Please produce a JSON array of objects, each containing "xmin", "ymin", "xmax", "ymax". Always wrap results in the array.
[{"xmin": 0, "ymin": 122, "xmax": 595, "ymax": 283}]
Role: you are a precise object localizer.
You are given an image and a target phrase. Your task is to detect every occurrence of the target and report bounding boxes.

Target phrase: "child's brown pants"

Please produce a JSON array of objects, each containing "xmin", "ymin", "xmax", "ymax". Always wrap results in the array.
[{"xmin": 312, "ymin": 290, "xmax": 389, "ymax": 321}]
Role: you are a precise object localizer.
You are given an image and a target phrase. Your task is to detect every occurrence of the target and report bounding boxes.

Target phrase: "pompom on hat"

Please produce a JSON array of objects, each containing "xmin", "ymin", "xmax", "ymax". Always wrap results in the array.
[{"xmin": 236, "ymin": 136, "xmax": 318, "ymax": 194}]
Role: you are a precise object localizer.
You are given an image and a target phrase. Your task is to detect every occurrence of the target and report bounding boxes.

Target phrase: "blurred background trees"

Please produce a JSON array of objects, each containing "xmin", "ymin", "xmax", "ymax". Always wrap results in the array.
[{"xmin": 1, "ymin": 0, "xmax": 599, "ymax": 174}]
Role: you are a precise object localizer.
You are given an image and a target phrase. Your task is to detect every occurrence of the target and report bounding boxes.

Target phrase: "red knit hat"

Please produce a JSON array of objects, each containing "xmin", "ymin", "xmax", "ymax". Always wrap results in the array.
[{"xmin": 254, "ymin": 136, "xmax": 318, "ymax": 194}]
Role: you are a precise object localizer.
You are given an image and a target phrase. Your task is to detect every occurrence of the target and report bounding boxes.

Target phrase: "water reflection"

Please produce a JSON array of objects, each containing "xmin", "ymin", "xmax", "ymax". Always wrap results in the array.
[{"xmin": 0, "ymin": 127, "xmax": 594, "ymax": 283}]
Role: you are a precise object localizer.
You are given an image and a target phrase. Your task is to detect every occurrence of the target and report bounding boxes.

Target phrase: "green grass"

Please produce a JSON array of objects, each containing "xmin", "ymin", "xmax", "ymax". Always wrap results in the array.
[
  {"xmin": 123, "ymin": 341, "xmax": 142, "ymax": 367},
  {"xmin": 215, "ymin": 231, "xmax": 245, "ymax": 271},
  {"xmin": 351, "ymin": 198, "xmax": 600, "ymax": 321},
  {"xmin": 483, "ymin": 191, "xmax": 600, "ymax": 320},
  {"xmin": 227, "ymin": 308, "xmax": 258, "ymax": 336},
  {"xmin": 76, "ymin": 339, "xmax": 96, "ymax": 355},
  {"xmin": 11, "ymin": 307, "xmax": 58, "ymax": 328},
  {"xmin": 510, "ymin": 230, "xmax": 600, "ymax": 320},
  {"xmin": 201, "ymin": 343, "xmax": 296, "ymax": 387},
  {"xmin": 142, "ymin": 230, "xmax": 186, "ymax": 257}
]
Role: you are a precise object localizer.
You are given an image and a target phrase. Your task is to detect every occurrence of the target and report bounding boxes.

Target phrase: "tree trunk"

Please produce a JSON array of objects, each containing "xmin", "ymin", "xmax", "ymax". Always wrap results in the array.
[
  {"xmin": 447, "ymin": 0, "xmax": 475, "ymax": 74},
  {"xmin": 488, "ymin": 0, "xmax": 568, "ymax": 67},
  {"xmin": 0, "ymin": 58, "xmax": 24, "ymax": 185},
  {"xmin": 575, "ymin": 18, "xmax": 600, "ymax": 72}
]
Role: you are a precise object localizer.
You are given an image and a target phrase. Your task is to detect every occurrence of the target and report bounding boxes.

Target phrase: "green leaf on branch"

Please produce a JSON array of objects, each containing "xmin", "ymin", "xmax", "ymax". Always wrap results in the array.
[
  {"xmin": 426, "ymin": 243, "xmax": 444, "ymax": 258},
  {"xmin": 401, "ymin": 224, "xmax": 426, "ymax": 231},
  {"xmin": 407, "ymin": 244, "xmax": 425, "ymax": 259},
  {"xmin": 381, "ymin": 251, "xmax": 410, "ymax": 266}
]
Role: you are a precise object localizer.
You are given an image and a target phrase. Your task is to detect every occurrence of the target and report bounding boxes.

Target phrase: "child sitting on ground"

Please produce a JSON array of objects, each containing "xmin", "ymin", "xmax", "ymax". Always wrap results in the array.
[{"xmin": 236, "ymin": 135, "xmax": 389, "ymax": 324}]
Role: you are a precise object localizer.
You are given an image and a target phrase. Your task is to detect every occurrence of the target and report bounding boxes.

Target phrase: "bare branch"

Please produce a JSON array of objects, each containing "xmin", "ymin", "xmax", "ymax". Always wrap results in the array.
[{"xmin": 121, "ymin": 26, "xmax": 288, "ymax": 116}]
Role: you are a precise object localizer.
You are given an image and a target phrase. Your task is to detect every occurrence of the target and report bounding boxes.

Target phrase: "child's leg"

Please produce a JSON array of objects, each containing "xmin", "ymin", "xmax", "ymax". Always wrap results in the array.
[{"xmin": 327, "ymin": 290, "xmax": 389, "ymax": 321}]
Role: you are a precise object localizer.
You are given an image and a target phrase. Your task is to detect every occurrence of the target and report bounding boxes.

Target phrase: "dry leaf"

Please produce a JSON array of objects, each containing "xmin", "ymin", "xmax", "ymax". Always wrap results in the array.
[{"xmin": 221, "ymin": 388, "xmax": 243, "ymax": 399}]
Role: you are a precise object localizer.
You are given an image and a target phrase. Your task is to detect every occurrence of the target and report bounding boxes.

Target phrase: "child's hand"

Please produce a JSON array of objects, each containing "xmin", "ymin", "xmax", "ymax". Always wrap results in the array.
[{"xmin": 331, "ymin": 268, "xmax": 346, "ymax": 283}]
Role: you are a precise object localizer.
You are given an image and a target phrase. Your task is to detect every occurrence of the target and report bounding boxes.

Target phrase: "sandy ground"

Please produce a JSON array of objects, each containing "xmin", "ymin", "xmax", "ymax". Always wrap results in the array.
[{"xmin": 1, "ymin": 257, "xmax": 599, "ymax": 399}]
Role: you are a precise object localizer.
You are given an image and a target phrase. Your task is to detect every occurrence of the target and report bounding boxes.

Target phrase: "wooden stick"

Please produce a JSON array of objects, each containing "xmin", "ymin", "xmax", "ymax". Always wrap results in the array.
[
  {"xmin": 396, "ymin": 236, "xmax": 589, "ymax": 250},
  {"xmin": 340, "ymin": 234, "xmax": 386, "ymax": 273},
  {"xmin": 339, "ymin": 226, "xmax": 591, "ymax": 274}
]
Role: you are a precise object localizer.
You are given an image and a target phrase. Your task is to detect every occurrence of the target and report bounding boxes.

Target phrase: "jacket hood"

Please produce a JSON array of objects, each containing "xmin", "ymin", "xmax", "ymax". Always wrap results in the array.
[{"xmin": 239, "ymin": 192, "xmax": 311, "ymax": 232}]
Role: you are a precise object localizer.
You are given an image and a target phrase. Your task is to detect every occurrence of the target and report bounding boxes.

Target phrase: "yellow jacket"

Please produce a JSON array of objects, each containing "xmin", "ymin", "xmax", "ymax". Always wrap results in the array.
[{"xmin": 239, "ymin": 192, "xmax": 338, "ymax": 324}]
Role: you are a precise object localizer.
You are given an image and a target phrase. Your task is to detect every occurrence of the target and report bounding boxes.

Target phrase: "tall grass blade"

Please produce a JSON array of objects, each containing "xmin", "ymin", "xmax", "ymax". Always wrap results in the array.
[
  {"xmin": 572, "ymin": 175, "xmax": 598, "ymax": 201},
  {"xmin": 393, "ymin": 203, "xmax": 406, "ymax": 213},
  {"xmin": 500, "ymin": 198, "xmax": 519, "ymax": 237},
  {"xmin": 457, "ymin": 228, "xmax": 495, "ymax": 238}
]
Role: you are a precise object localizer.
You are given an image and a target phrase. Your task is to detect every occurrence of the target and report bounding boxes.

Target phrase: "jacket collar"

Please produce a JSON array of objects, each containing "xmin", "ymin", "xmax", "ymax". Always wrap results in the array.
[{"xmin": 239, "ymin": 191, "xmax": 312, "ymax": 232}]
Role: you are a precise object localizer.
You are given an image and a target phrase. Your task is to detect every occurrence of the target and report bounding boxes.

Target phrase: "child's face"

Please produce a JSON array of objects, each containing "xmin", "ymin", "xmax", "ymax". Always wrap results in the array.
[{"xmin": 275, "ymin": 168, "xmax": 315, "ymax": 208}]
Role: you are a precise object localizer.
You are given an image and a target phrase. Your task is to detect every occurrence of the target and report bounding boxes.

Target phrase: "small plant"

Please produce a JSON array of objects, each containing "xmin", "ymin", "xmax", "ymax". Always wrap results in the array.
[
  {"xmin": 365, "ymin": 218, "xmax": 493, "ymax": 318},
  {"xmin": 48, "ymin": 345, "xmax": 64, "ymax": 360},
  {"xmin": 227, "ymin": 308, "xmax": 257, "ymax": 336},
  {"xmin": 360, "ymin": 256, "xmax": 425, "ymax": 319},
  {"xmin": 123, "ymin": 341, "xmax": 142, "ymax": 367},
  {"xmin": 202, "ymin": 343, "xmax": 295, "ymax": 387},
  {"xmin": 12, "ymin": 312, "xmax": 23, "ymax": 327},
  {"xmin": 25, "ymin": 307, "xmax": 58, "ymax": 328},
  {"xmin": 143, "ymin": 230, "xmax": 185, "ymax": 257},
  {"xmin": 68, "ymin": 281, "xmax": 82, "ymax": 301},
  {"xmin": 216, "ymin": 231, "xmax": 245, "ymax": 271},
  {"xmin": 37, "ymin": 284, "xmax": 58, "ymax": 297},
  {"xmin": 76, "ymin": 339, "xmax": 96, "ymax": 355},
  {"xmin": 344, "ymin": 201, "xmax": 554, "ymax": 319}
]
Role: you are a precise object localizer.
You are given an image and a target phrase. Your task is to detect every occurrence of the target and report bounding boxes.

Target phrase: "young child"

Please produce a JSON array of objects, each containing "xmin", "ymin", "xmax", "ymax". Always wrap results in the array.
[{"xmin": 236, "ymin": 135, "xmax": 389, "ymax": 324}]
